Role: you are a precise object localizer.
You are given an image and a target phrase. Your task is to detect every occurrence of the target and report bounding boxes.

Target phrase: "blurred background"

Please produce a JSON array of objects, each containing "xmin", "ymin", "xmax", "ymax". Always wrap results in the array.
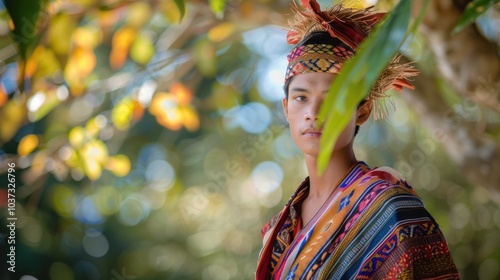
[{"xmin": 0, "ymin": 0, "xmax": 499, "ymax": 279}]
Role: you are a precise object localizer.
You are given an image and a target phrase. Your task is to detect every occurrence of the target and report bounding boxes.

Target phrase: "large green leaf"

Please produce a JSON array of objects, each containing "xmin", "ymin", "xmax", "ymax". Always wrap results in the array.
[
  {"xmin": 3, "ymin": 0, "xmax": 45, "ymax": 59},
  {"xmin": 452, "ymin": 0, "xmax": 500, "ymax": 35},
  {"xmin": 209, "ymin": 0, "xmax": 227, "ymax": 19},
  {"xmin": 316, "ymin": 0, "xmax": 415, "ymax": 174},
  {"xmin": 173, "ymin": 0, "xmax": 187, "ymax": 21}
]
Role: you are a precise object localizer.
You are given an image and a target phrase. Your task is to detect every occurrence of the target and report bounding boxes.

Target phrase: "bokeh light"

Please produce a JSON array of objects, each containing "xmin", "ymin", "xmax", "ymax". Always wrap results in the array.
[
  {"xmin": 118, "ymin": 194, "xmax": 151, "ymax": 226},
  {"xmin": 82, "ymin": 229, "xmax": 110, "ymax": 258}
]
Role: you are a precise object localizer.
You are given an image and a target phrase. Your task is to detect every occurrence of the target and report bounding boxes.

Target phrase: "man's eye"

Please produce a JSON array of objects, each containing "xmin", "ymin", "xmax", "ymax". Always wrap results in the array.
[{"xmin": 294, "ymin": 96, "xmax": 306, "ymax": 102}]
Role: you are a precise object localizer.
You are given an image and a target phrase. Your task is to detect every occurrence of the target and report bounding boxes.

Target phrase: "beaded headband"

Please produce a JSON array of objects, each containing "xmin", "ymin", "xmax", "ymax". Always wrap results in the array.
[{"xmin": 285, "ymin": 1, "xmax": 419, "ymax": 119}]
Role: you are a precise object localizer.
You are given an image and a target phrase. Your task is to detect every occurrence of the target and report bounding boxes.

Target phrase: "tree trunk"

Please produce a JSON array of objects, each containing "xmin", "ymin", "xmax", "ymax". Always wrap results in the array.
[
  {"xmin": 402, "ymin": 0, "xmax": 500, "ymax": 194},
  {"xmin": 415, "ymin": 0, "xmax": 500, "ymax": 111}
]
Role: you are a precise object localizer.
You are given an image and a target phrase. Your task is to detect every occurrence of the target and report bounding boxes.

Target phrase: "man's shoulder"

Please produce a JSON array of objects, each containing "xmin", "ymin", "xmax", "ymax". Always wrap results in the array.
[
  {"xmin": 359, "ymin": 165, "xmax": 412, "ymax": 187},
  {"xmin": 352, "ymin": 165, "xmax": 419, "ymax": 200}
]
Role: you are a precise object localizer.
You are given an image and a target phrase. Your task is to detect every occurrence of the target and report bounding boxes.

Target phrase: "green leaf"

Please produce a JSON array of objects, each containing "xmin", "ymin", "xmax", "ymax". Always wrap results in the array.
[
  {"xmin": 209, "ymin": 0, "xmax": 227, "ymax": 19},
  {"xmin": 452, "ymin": 0, "xmax": 500, "ymax": 35},
  {"xmin": 316, "ymin": 0, "xmax": 414, "ymax": 174},
  {"xmin": 173, "ymin": 0, "xmax": 187, "ymax": 21},
  {"xmin": 3, "ymin": 0, "xmax": 45, "ymax": 59},
  {"xmin": 193, "ymin": 38, "xmax": 217, "ymax": 77}
]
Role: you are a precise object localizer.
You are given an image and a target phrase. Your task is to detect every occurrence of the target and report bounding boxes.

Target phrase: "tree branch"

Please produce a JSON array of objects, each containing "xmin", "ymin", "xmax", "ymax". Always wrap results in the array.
[
  {"xmin": 401, "ymin": 68, "xmax": 500, "ymax": 197},
  {"xmin": 416, "ymin": 0, "xmax": 500, "ymax": 111}
]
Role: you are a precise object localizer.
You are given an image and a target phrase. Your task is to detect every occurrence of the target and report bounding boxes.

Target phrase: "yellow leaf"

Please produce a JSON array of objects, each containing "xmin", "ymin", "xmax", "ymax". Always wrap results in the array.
[
  {"xmin": 85, "ymin": 116, "xmax": 106, "ymax": 137},
  {"xmin": 18, "ymin": 134, "xmax": 39, "ymax": 156},
  {"xmin": 80, "ymin": 139, "xmax": 109, "ymax": 180},
  {"xmin": 25, "ymin": 45, "xmax": 62, "ymax": 79},
  {"xmin": 112, "ymin": 98, "xmax": 134, "ymax": 130},
  {"xmin": 161, "ymin": 0, "xmax": 182, "ymax": 23},
  {"xmin": 0, "ymin": 99, "xmax": 27, "ymax": 143},
  {"xmin": 68, "ymin": 126, "xmax": 86, "ymax": 148},
  {"xmin": 48, "ymin": 13, "xmax": 77, "ymax": 55},
  {"xmin": 81, "ymin": 139, "xmax": 109, "ymax": 164},
  {"xmin": 180, "ymin": 106, "xmax": 199, "ymax": 131},
  {"xmin": 127, "ymin": 2, "xmax": 152, "ymax": 27},
  {"xmin": 35, "ymin": 47, "xmax": 61, "ymax": 78},
  {"xmin": 73, "ymin": 26, "xmax": 102, "ymax": 50},
  {"xmin": 130, "ymin": 32, "xmax": 155, "ymax": 65},
  {"xmin": 105, "ymin": 154, "xmax": 131, "ymax": 177},
  {"xmin": 64, "ymin": 147, "xmax": 79, "ymax": 167},
  {"xmin": 83, "ymin": 158, "xmax": 102, "ymax": 181},
  {"xmin": 208, "ymin": 22, "xmax": 235, "ymax": 42}
]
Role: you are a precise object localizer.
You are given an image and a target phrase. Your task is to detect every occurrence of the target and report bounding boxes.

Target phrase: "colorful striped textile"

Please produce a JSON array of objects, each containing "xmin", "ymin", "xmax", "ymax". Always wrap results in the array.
[{"xmin": 256, "ymin": 162, "xmax": 459, "ymax": 279}]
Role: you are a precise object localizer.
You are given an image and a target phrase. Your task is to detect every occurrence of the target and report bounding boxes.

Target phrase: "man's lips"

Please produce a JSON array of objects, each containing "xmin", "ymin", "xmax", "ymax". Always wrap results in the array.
[{"xmin": 302, "ymin": 128, "xmax": 322, "ymax": 138}]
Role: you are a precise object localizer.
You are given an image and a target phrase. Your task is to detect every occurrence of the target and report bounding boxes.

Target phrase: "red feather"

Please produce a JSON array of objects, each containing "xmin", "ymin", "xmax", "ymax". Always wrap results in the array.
[
  {"xmin": 393, "ymin": 78, "xmax": 415, "ymax": 91},
  {"xmin": 287, "ymin": 30, "xmax": 300, "ymax": 44}
]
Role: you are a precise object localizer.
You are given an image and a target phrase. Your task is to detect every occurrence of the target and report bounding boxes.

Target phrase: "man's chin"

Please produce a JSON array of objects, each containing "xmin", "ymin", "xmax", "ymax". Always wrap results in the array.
[{"xmin": 301, "ymin": 148, "xmax": 320, "ymax": 158}]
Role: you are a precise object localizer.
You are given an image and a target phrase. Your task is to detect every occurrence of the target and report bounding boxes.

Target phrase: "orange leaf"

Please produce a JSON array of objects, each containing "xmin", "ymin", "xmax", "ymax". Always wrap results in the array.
[
  {"xmin": 132, "ymin": 100, "xmax": 144, "ymax": 121},
  {"xmin": 18, "ymin": 134, "xmax": 39, "ymax": 156},
  {"xmin": 112, "ymin": 27, "xmax": 137, "ymax": 51},
  {"xmin": 156, "ymin": 107, "xmax": 183, "ymax": 130},
  {"xmin": 208, "ymin": 22, "xmax": 235, "ymax": 42},
  {"xmin": 65, "ymin": 47, "xmax": 96, "ymax": 78},
  {"xmin": 170, "ymin": 83, "xmax": 193, "ymax": 105},
  {"xmin": 110, "ymin": 49, "xmax": 128, "ymax": 70},
  {"xmin": 0, "ymin": 85, "xmax": 7, "ymax": 108}
]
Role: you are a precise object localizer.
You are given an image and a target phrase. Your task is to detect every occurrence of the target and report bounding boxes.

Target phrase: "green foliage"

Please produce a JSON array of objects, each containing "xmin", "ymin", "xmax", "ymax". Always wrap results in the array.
[
  {"xmin": 174, "ymin": 0, "xmax": 187, "ymax": 21},
  {"xmin": 209, "ymin": 0, "xmax": 227, "ymax": 18},
  {"xmin": 452, "ymin": 0, "xmax": 500, "ymax": 35},
  {"xmin": 317, "ymin": 0, "xmax": 412, "ymax": 173},
  {"xmin": 3, "ymin": 0, "xmax": 45, "ymax": 59}
]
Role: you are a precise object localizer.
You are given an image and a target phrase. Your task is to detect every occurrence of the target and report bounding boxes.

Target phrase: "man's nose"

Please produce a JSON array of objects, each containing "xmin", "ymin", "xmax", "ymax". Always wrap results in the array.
[{"xmin": 304, "ymin": 99, "xmax": 322, "ymax": 121}]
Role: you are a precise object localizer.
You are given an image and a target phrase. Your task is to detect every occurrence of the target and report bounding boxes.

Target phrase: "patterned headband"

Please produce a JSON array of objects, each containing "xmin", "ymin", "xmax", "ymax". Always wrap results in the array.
[
  {"xmin": 284, "ymin": 1, "xmax": 419, "ymax": 119},
  {"xmin": 285, "ymin": 41, "xmax": 351, "ymax": 83}
]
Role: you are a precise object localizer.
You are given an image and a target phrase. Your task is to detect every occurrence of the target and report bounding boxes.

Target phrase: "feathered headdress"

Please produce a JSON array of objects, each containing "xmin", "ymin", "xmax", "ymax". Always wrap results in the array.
[{"xmin": 285, "ymin": 0, "xmax": 419, "ymax": 119}]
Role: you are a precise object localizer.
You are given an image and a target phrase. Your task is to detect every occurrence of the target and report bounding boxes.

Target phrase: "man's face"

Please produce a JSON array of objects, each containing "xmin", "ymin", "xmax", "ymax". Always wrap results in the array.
[{"xmin": 282, "ymin": 72, "xmax": 358, "ymax": 157}]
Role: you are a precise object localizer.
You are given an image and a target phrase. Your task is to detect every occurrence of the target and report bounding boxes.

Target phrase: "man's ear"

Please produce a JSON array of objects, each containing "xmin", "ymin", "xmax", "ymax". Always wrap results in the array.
[
  {"xmin": 282, "ymin": 98, "xmax": 289, "ymax": 121},
  {"xmin": 356, "ymin": 101, "xmax": 373, "ymax": 126}
]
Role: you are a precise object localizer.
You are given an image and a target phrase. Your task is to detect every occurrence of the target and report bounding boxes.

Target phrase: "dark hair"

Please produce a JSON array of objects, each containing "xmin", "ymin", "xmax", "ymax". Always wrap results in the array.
[{"xmin": 283, "ymin": 77, "xmax": 292, "ymax": 99}]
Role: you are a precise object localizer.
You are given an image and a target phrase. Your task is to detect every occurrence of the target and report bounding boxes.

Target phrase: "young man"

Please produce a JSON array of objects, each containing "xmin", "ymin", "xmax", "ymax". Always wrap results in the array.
[{"xmin": 256, "ymin": 2, "xmax": 459, "ymax": 279}]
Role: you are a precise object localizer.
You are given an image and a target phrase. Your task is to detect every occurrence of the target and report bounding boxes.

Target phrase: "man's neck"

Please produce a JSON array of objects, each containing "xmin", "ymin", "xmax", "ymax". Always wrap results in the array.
[{"xmin": 304, "ymin": 147, "xmax": 358, "ymax": 200}]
